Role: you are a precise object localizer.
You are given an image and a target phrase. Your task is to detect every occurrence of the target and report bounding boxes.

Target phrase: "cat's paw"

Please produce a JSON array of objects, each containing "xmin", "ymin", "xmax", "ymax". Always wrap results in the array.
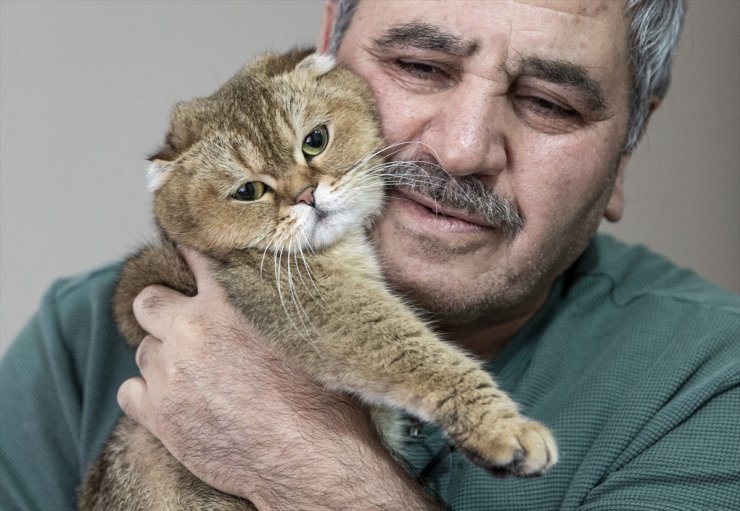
[{"xmin": 456, "ymin": 417, "xmax": 558, "ymax": 477}]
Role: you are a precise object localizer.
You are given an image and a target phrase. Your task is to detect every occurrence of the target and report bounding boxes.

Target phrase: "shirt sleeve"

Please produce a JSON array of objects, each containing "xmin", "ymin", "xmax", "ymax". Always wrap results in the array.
[
  {"xmin": 577, "ymin": 342, "xmax": 740, "ymax": 511},
  {"xmin": 0, "ymin": 268, "xmax": 137, "ymax": 511}
]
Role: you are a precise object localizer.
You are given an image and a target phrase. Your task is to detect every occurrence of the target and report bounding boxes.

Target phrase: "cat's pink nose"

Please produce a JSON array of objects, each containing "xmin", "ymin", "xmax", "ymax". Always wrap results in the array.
[{"xmin": 295, "ymin": 186, "xmax": 316, "ymax": 207}]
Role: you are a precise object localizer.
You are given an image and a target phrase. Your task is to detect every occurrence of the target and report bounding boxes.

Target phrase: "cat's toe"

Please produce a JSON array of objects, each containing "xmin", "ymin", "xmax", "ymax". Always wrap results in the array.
[
  {"xmin": 457, "ymin": 418, "xmax": 558, "ymax": 477},
  {"xmin": 511, "ymin": 420, "xmax": 558, "ymax": 476}
]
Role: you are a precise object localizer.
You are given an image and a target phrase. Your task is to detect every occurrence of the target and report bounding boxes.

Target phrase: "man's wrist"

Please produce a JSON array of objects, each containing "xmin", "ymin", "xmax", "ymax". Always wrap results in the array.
[
  {"xmin": 250, "ymin": 445, "xmax": 443, "ymax": 511},
  {"xmin": 247, "ymin": 402, "xmax": 443, "ymax": 511}
]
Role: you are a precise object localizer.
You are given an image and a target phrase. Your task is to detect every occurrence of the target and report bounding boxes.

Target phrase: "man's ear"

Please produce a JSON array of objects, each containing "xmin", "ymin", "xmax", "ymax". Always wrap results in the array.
[
  {"xmin": 604, "ymin": 156, "xmax": 628, "ymax": 223},
  {"xmin": 635, "ymin": 96, "xmax": 663, "ymax": 146},
  {"xmin": 648, "ymin": 96, "xmax": 662, "ymax": 119},
  {"xmin": 318, "ymin": 0, "xmax": 338, "ymax": 54},
  {"xmin": 605, "ymin": 95, "xmax": 663, "ymax": 222}
]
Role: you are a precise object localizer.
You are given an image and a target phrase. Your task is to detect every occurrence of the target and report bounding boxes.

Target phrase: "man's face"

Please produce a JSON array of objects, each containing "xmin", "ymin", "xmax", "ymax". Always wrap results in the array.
[{"xmin": 329, "ymin": 0, "xmax": 632, "ymax": 327}]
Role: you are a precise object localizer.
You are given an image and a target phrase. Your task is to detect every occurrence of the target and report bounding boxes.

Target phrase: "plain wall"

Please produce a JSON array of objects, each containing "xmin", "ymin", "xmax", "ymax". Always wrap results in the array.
[{"xmin": 2, "ymin": 0, "xmax": 739, "ymax": 356}]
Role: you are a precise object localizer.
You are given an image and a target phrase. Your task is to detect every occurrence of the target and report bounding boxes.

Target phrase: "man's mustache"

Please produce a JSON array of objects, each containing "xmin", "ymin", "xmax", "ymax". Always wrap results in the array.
[{"xmin": 382, "ymin": 161, "xmax": 524, "ymax": 237}]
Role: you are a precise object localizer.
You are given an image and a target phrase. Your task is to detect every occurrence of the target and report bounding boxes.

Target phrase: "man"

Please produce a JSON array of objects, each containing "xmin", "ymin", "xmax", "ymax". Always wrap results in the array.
[{"xmin": 1, "ymin": 1, "xmax": 738, "ymax": 510}]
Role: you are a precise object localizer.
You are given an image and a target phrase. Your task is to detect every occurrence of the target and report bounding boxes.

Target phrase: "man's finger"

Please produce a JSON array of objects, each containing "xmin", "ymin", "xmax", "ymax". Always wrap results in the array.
[
  {"xmin": 178, "ymin": 246, "xmax": 219, "ymax": 294},
  {"xmin": 135, "ymin": 334, "xmax": 162, "ymax": 374},
  {"xmin": 117, "ymin": 376, "xmax": 155, "ymax": 433},
  {"xmin": 132, "ymin": 284, "xmax": 188, "ymax": 339}
]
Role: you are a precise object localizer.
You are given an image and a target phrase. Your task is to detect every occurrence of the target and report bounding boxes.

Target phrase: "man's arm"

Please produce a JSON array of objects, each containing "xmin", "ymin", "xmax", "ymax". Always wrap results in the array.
[
  {"xmin": 0, "ymin": 265, "xmax": 138, "ymax": 510},
  {"xmin": 118, "ymin": 248, "xmax": 443, "ymax": 510}
]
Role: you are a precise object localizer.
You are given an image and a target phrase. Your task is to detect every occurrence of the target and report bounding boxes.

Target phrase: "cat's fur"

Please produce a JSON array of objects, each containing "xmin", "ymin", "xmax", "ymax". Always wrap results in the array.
[{"xmin": 78, "ymin": 49, "xmax": 557, "ymax": 510}]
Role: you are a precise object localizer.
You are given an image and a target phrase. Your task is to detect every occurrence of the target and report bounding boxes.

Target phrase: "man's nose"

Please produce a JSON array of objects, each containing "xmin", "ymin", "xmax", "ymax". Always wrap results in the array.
[{"xmin": 420, "ymin": 81, "xmax": 508, "ymax": 178}]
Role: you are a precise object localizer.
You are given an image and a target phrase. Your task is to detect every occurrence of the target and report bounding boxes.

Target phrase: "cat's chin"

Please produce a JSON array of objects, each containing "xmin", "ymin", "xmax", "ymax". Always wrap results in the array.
[
  {"xmin": 308, "ymin": 216, "xmax": 356, "ymax": 252},
  {"xmin": 297, "ymin": 201, "xmax": 375, "ymax": 253}
]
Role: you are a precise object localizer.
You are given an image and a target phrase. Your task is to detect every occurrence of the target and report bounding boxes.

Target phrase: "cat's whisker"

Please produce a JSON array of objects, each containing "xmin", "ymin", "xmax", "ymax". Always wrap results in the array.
[
  {"xmin": 377, "ymin": 140, "xmax": 445, "ymax": 167},
  {"xmin": 274, "ymin": 243, "xmax": 289, "ymax": 318},
  {"xmin": 289, "ymin": 241, "xmax": 316, "ymax": 331},
  {"xmin": 356, "ymin": 139, "xmax": 425, "ymax": 165},
  {"xmin": 291, "ymin": 246, "xmax": 314, "ymax": 299},
  {"xmin": 290, "ymin": 236, "xmax": 316, "ymax": 295},
  {"xmin": 270, "ymin": 230, "xmax": 318, "ymax": 345},
  {"xmin": 297, "ymin": 235, "xmax": 329, "ymax": 310},
  {"xmin": 259, "ymin": 237, "xmax": 275, "ymax": 278},
  {"xmin": 344, "ymin": 140, "xmax": 445, "ymax": 185},
  {"xmin": 274, "ymin": 245, "xmax": 304, "ymax": 334},
  {"xmin": 245, "ymin": 230, "xmax": 271, "ymax": 250},
  {"xmin": 285, "ymin": 243, "xmax": 308, "ymax": 330},
  {"xmin": 336, "ymin": 141, "xmax": 424, "ymax": 187}
]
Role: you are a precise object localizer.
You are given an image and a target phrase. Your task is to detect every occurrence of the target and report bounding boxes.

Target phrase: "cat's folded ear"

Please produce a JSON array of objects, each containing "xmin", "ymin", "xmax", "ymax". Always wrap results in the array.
[
  {"xmin": 295, "ymin": 53, "xmax": 336, "ymax": 78},
  {"xmin": 244, "ymin": 48, "xmax": 334, "ymax": 78},
  {"xmin": 246, "ymin": 47, "xmax": 317, "ymax": 77},
  {"xmin": 146, "ymin": 101, "xmax": 199, "ymax": 192},
  {"xmin": 146, "ymin": 160, "xmax": 171, "ymax": 193},
  {"xmin": 148, "ymin": 102, "xmax": 196, "ymax": 163}
]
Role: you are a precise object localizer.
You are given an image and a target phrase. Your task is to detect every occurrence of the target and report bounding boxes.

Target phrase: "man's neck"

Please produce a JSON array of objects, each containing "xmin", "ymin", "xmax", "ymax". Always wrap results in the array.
[{"xmin": 441, "ymin": 287, "xmax": 551, "ymax": 361}]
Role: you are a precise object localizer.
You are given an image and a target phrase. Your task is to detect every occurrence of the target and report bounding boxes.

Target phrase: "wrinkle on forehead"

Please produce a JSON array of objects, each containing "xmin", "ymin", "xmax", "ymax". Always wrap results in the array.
[{"xmin": 513, "ymin": 0, "xmax": 621, "ymax": 19}]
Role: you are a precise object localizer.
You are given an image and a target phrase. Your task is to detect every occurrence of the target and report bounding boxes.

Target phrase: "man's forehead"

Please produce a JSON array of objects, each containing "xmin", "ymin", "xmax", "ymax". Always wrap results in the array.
[
  {"xmin": 513, "ymin": 0, "xmax": 625, "ymax": 19},
  {"xmin": 359, "ymin": 0, "xmax": 630, "ymax": 77},
  {"xmin": 357, "ymin": 0, "xmax": 629, "ymax": 49}
]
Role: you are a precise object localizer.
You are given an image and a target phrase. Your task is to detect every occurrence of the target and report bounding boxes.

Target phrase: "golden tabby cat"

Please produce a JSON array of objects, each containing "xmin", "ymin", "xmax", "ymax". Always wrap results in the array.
[{"xmin": 78, "ymin": 49, "xmax": 557, "ymax": 510}]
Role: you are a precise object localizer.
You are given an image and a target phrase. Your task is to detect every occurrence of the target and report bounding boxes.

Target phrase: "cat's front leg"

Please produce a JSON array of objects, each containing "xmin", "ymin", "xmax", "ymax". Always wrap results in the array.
[
  {"xmin": 386, "ymin": 339, "xmax": 557, "ymax": 477},
  {"xmin": 417, "ymin": 359, "xmax": 558, "ymax": 477},
  {"xmin": 298, "ymin": 279, "xmax": 558, "ymax": 477}
]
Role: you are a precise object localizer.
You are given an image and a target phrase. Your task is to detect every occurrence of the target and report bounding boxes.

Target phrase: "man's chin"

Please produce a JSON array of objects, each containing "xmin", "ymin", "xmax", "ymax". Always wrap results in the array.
[{"xmin": 383, "ymin": 268, "xmax": 498, "ymax": 326}]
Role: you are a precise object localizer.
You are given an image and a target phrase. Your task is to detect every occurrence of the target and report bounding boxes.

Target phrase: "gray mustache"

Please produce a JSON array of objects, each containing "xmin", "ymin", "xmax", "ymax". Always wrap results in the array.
[{"xmin": 382, "ymin": 161, "xmax": 524, "ymax": 237}]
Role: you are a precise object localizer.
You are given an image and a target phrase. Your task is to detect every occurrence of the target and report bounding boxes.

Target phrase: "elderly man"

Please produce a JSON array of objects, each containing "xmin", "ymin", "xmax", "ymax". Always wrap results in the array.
[{"xmin": 2, "ymin": 1, "xmax": 738, "ymax": 510}]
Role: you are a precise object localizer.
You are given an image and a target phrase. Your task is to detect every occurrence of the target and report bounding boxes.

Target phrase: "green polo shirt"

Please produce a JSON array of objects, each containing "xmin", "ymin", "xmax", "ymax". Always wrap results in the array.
[{"xmin": 1, "ymin": 234, "xmax": 738, "ymax": 510}]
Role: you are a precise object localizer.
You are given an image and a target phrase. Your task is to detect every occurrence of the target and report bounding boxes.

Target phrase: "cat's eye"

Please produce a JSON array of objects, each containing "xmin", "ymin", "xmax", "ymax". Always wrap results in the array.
[
  {"xmin": 232, "ymin": 181, "xmax": 267, "ymax": 201},
  {"xmin": 302, "ymin": 125, "xmax": 329, "ymax": 159}
]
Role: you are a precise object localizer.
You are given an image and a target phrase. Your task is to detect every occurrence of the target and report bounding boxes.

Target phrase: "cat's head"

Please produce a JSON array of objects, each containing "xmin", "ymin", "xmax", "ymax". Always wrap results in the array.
[{"xmin": 146, "ymin": 49, "xmax": 385, "ymax": 256}]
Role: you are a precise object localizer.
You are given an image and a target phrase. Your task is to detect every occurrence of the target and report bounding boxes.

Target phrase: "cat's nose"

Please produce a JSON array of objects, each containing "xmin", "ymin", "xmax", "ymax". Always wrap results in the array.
[{"xmin": 295, "ymin": 186, "xmax": 316, "ymax": 207}]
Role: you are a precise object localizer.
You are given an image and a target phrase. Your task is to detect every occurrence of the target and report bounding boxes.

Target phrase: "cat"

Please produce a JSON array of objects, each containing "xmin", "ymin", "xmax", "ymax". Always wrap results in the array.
[{"xmin": 78, "ymin": 48, "xmax": 557, "ymax": 510}]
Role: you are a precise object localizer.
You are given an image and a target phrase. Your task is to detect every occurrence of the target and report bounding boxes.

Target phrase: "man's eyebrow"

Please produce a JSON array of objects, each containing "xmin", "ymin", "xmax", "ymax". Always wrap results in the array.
[
  {"xmin": 519, "ymin": 56, "xmax": 607, "ymax": 112},
  {"xmin": 372, "ymin": 22, "xmax": 478, "ymax": 57}
]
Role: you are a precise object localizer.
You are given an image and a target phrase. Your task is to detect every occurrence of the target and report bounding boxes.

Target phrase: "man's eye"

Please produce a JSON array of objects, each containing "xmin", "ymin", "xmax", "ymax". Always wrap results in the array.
[
  {"xmin": 524, "ymin": 96, "xmax": 578, "ymax": 118},
  {"xmin": 395, "ymin": 60, "xmax": 444, "ymax": 79}
]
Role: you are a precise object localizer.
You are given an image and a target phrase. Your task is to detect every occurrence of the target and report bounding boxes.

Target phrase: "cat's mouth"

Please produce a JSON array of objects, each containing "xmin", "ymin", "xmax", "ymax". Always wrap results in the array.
[{"xmin": 312, "ymin": 208, "xmax": 329, "ymax": 222}]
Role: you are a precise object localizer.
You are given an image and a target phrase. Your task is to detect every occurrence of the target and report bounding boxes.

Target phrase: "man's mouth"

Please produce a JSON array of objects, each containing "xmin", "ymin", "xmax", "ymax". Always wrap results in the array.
[
  {"xmin": 381, "ymin": 160, "xmax": 524, "ymax": 236},
  {"xmin": 389, "ymin": 187, "xmax": 497, "ymax": 236},
  {"xmin": 393, "ymin": 187, "xmax": 495, "ymax": 229}
]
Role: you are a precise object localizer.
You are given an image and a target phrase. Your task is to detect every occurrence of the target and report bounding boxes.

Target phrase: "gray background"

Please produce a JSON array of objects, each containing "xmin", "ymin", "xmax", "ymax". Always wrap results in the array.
[{"xmin": 2, "ymin": 0, "xmax": 739, "ymax": 356}]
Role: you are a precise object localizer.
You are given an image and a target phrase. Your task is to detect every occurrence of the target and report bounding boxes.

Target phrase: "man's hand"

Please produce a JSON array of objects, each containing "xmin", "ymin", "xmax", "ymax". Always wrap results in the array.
[{"xmin": 117, "ymin": 248, "xmax": 441, "ymax": 510}]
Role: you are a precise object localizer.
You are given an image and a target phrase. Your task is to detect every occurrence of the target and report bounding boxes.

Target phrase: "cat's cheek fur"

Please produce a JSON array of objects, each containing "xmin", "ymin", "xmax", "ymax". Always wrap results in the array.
[
  {"xmin": 304, "ymin": 185, "xmax": 383, "ymax": 251},
  {"xmin": 311, "ymin": 211, "xmax": 361, "ymax": 251}
]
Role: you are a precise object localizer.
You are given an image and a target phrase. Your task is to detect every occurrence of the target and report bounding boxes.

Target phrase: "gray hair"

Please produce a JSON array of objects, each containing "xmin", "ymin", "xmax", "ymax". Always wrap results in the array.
[
  {"xmin": 624, "ymin": 0, "xmax": 686, "ymax": 151},
  {"xmin": 328, "ymin": 0, "xmax": 686, "ymax": 153}
]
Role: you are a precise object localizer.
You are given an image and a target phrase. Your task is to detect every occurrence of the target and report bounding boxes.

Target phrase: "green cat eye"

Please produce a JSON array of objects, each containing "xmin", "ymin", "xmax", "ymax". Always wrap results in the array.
[
  {"xmin": 232, "ymin": 181, "xmax": 267, "ymax": 201},
  {"xmin": 302, "ymin": 125, "xmax": 329, "ymax": 159}
]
